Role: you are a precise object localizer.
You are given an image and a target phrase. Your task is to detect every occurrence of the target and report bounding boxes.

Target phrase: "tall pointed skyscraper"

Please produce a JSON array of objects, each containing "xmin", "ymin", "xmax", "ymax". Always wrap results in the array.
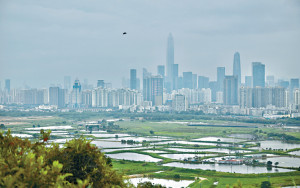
[
  {"xmin": 166, "ymin": 33, "xmax": 174, "ymax": 92},
  {"xmin": 233, "ymin": 52, "xmax": 241, "ymax": 88}
]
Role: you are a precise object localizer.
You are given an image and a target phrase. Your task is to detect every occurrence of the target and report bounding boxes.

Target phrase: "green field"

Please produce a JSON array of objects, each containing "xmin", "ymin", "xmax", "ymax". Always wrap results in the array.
[{"xmin": 1, "ymin": 112, "xmax": 300, "ymax": 187}]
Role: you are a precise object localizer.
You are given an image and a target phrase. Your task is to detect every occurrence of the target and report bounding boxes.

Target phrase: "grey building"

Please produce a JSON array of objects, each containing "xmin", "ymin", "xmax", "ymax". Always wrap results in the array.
[
  {"xmin": 223, "ymin": 76, "xmax": 238, "ymax": 105},
  {"xmin": 157, "ymin": 65, "xmax": 165, "ymax": 78},
  {"xmin": 252, "ymin": 62, "xmax": 265, "ymax": 88},
  {"xmin": 183, "ymin": 72, "xmax": 193, "ymax": 89},
  {"xmin": 245, "ymin": 76, "xmax": 252, "ymax": 88},
  {"xmin": 233, "ymin": 52, "xmax": 241, "ymax": 88},
  {"xmin": 217, "ymin": 67, "xmax": 225, "ymax": 91},
  {"xmin": 97, "ymin": 80, "xmax": 105, "ymax": 88},
  {"xmin": 5, "ymin": 79, "xmax": 10, "ymax": 93},
  {"xmin": 198, "ymin": 76, "xmax": 209, "ymax": 89},
  {"xmin": 166, "ymin": 33, "xmax": 174, "ymax": 92},
  {"xmin": 130, "ymin": 69, "xmax": 137, "ymax": 90}
]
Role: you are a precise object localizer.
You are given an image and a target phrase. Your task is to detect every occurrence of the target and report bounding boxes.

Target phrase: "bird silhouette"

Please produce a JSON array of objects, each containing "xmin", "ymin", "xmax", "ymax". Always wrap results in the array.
[{"xmin": 123, "ymin": 32, "xmax": 127, "ymax": 35}]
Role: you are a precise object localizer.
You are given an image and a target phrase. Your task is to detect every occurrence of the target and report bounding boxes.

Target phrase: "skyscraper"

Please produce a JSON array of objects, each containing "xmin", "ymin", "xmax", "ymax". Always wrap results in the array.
[
  {"xmin": 49, "ymin": 87, "xmax": 65, "ymax": 108},
  {"xmin": 223, "ymin": 76, "xmax": 238, "ymax": 105},
  {"xmin": 290, "ymin": 78, "xmax": 299, "ymax": 103},
  {"xmin": 5, "ymin": 79, "xmax": 10, "ymax": 93},
  {"xmin": 97, "ymin": 80, "xmax": 105, "ymax": 88},
  {"xmin": 192, "ymin": 74, "xmax": 197, "ymax": 89},
  {"xmin": 143, "ymin": 75, "xmax": 163, "ymax": 106},
  {"xmin": 183, "ymin": 72, "xmax": 193, "ymax": 89},
  {"xmin": 233, "ymin": 52, "xmax": 241, "ymax": 88},
  {"xmin": 157, "ymin": 65, "xmax": 165, "ymax": 78},
  {"xmin": 166, "ymin": 33, "xmax": 174, "ymax": 92},
  {"xmin": 252, "ymin": 62, "xmax": 265, "ymax": 88},
  {"xmin": 71, "ymin": 79, "xmax": 82, "ymax": 108},
  {"xmin": 130, "ymin": 69, "xmax": 137, "ymax": 90},
  {"xmin": 172, "ymin": 64, "xmax": 179, "ymax": 90},
  {"xmin": 217, "ymin": 67, "xmax": 225, "ymax": 91},
  {"xmin": 64, "ymin": 76, "xmax": 71, "ymax": 90},
  {"xmin": 245, "ymin": 76, "xmax": 252, "ymax": 88},
  {"xmin": 198, "ymin": 76, "xmax": 209, "ymax": 89},
  {"xmin": 266, "ymin": 75, "xmax": 275, "ymax": 87}
]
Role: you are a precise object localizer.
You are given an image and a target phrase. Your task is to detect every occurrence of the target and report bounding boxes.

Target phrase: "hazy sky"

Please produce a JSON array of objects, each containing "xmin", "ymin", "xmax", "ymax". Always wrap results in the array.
[{"xmin": 0, "ymin": 0, "xmax": 300, "ymax": 89}]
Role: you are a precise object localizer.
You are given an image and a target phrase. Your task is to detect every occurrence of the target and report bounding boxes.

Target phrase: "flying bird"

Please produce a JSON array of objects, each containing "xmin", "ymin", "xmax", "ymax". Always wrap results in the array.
[{"xmin": 123, "ymin": 32, "xmax": 127, "ymax": 35}]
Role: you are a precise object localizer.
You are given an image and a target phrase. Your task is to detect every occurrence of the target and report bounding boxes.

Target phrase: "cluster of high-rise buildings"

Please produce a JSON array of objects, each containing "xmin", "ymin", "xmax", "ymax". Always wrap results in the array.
[{"xmin": 1, "ymin": 34, "xmax": 299, "ymax": 117}]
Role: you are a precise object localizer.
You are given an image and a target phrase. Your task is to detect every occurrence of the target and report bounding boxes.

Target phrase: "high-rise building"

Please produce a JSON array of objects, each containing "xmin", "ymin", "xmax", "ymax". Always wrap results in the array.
[
  {"xmin": 198, "ymin": 76, "xmax": 209, "ymax": 89},
  {"xmin": 294, "ymin": 89, "xmax": 300, "ymax": 110},
  {"xmin": 233, "ymin": 52, "xmax": 241, "ymax": 88},
  {"xmin": 172, "ymin": 94, "xmax": 187, "ymax": 111},
  {"xmin": 166, "ymin": 33, "xmax": 174, "ymax": 92},
  {"xmin": 130, "ymin": 69, "xmax": 137, "ymax": 90},
  {"xmin": 217, "ymin": 67, "xmax": 225, "ymax": 91},
  {"xmin": 143, "ymin": 75, "xmax": 163, "ymax": 106},
  {"xmin": 240, "ymin": 87, "xmax": 286, "ymax": 108},
  {"xmin": 266, "ymin": 75, "xmax": 275, "ymax": 87},
  {"xmin": 172, "ymin": 64, "xmax": 178, "ymax": 90},
  {"xmin": 209, "ymin": 81, "xmax": 218, "ymax": 102},
  {"xmin": 183, "ymin": 72, "xmax": 193, "ymax": 89},
  {"xmin": 290, "ymin": 78, "xmax": 299, "ymax": 103},
  {"xmin": 245, "ymin": 76, "xmax": 252, "ymax": 88},
  {"xmin": 64, "ymin": 76, "xmax": 71, "ymax": 90},
  {"xmin": 49, "ymin": 87, "xmax": 65, "ymax": 108},
  {"xmin": 278, "ymin": 79, "xmax": 289, "ymax": 89},
  {"xmin": 97, "ymin": 80, "xmax": 105, "ymax": 88},
  {"xmin": 223, "ymin": 76, "xmax": 238, "ymax": 105},
  {"xmin": 157, "ymin": 65, "xmax": 165, "ymax": 78},
  {"xmin": 71, "ymin": 79, "xmax": 82, "ymax": 108},
  {"xmin": 252, "ymin": 62, "xmax": 265, "ymax": 88},
  {"xmin": 192, "ymin": 74, "xmax": 197, "ymax": 89},
  {"xmin": 5, "ymin": 79, "xmax": 10, "ymax": 93}
]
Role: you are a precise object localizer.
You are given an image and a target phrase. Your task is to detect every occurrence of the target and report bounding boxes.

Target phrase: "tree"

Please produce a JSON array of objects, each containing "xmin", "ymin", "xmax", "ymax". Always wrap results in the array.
[
  {"xmin": 149, "ymin": 130, "xmax": 155, "ymax": 135},
  {"xmin": 261, "ymin": 181, "xmax": 271, "ymax": 188},
  {"xmin": 0, "ymin": 129, "xmax": 129, "ymax": 187},
  {"xmin": 267, "ymin": 161, "xmax": 272, "ymax": 166},
  {"xmin": 274, "ymin": 162, "xmax": 279, "ymax": 167}
]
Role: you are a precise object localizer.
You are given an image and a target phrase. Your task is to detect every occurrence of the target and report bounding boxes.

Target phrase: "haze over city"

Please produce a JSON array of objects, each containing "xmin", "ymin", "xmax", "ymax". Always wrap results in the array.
[{"xmin": 0, "ymin": 0, "xmax": 300, "ymax": 88}]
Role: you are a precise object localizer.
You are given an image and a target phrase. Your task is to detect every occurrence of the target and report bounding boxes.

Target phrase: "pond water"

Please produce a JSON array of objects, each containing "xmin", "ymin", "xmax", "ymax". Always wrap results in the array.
[
  {"xmin": 289, "ymin": 150, "xmax": 300, "ymax": 156},
  {"xmin": 151, "ymin": 141, "xmax": 217, "ymax": 146},
  {"xmin": 103, "ymin": 136, "xmax": 171, "ymax": 142},
  {"xmin": 129, "ymin": 177, "xmax": 194, "ymax": 188},
  {"xmin": 11, "ymin": 133, "xmax": 33, "ymax": 138},
  {"xmin": 102, "ymin": 147, "xmax": 145, "ymax": 153},
  {"xmin": 50, "ymin": 138, "xmax": 73, "ymax": 143},
  {"xmin": 167, "ymin": 148, "xmax": 216, "ymax": 153},
  {"xmin": 106, "ymin": 152, "xmax": 162, "ymax": 162},
  {"xmin": 163, "ymin": 162, "xmax": 294, "ymax": 174},
  {"xmin": 193, "ymin": 137, "xmax": 245, "ymax": 143},
  {"xmin": 84, "ymin": 133, "xmax": 131, "ymax": 138},
  {"xmin": 160, "ymin": 153, "xmax": 216, "ymax": 160},
  {"xmin": 259, "ymin": 140, "xmax": 300, "ymax": 150},
  {"xmin": 91, "ymin": 140, "xmax": 141, "ymax": 148},
  {"xmin": 199, "ymin": 148, "xmax": 253, "ymax": 154},
  {"xmin": 25, "ymin": 125, "xmax": 73, "ymax": 130},
  {"xmin": 259, "ymin": 156, "xmax": 300, "ymax": 168},
  {"xmin": 228, "ymin": 134, "xmax": 254, "ymax": 140}
]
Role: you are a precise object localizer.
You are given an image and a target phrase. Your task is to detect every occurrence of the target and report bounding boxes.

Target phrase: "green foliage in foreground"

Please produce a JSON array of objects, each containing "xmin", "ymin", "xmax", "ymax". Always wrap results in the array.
[{"xmin": 0, "ymin": 130, "xmax": 129, "ymax": 188}]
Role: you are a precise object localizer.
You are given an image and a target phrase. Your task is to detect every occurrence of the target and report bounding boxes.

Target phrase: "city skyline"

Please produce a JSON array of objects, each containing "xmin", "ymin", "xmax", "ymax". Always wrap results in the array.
[{"xmin": 0, "ymin": 0, "xmax": 300, "ymax": 88}]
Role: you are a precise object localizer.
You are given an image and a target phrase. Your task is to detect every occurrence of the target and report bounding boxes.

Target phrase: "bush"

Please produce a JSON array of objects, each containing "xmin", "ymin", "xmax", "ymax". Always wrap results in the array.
[
  {"xmin": 0, "ymin": 130, "xmax": 129, "ymax": 187},
  {"xmin": 261, "ymin": 181, "xmax": 271, "ymax": 188}
]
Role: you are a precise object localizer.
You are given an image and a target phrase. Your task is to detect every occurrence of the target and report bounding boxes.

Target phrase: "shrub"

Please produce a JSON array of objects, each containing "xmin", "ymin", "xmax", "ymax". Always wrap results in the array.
[{"xmin": 0, "ymin": 129, "xmax": 129, "ymax": 188}]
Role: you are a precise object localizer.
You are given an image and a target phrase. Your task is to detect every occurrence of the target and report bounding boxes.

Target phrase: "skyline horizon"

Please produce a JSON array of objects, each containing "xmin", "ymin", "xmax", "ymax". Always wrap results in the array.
[{"xmin": 1, "ymin": 1, "xmax": 299, "ymax": 88}]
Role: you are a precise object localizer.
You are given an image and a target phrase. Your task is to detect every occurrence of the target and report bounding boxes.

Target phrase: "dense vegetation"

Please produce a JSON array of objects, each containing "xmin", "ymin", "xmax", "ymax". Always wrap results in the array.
[
  {"xmin": 1, "ymin": 110, "xmax": 300, "ymax": 125},
  {"xmin": 0, "ymin": 130, "xmax": 129, "ymax": 187}
]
